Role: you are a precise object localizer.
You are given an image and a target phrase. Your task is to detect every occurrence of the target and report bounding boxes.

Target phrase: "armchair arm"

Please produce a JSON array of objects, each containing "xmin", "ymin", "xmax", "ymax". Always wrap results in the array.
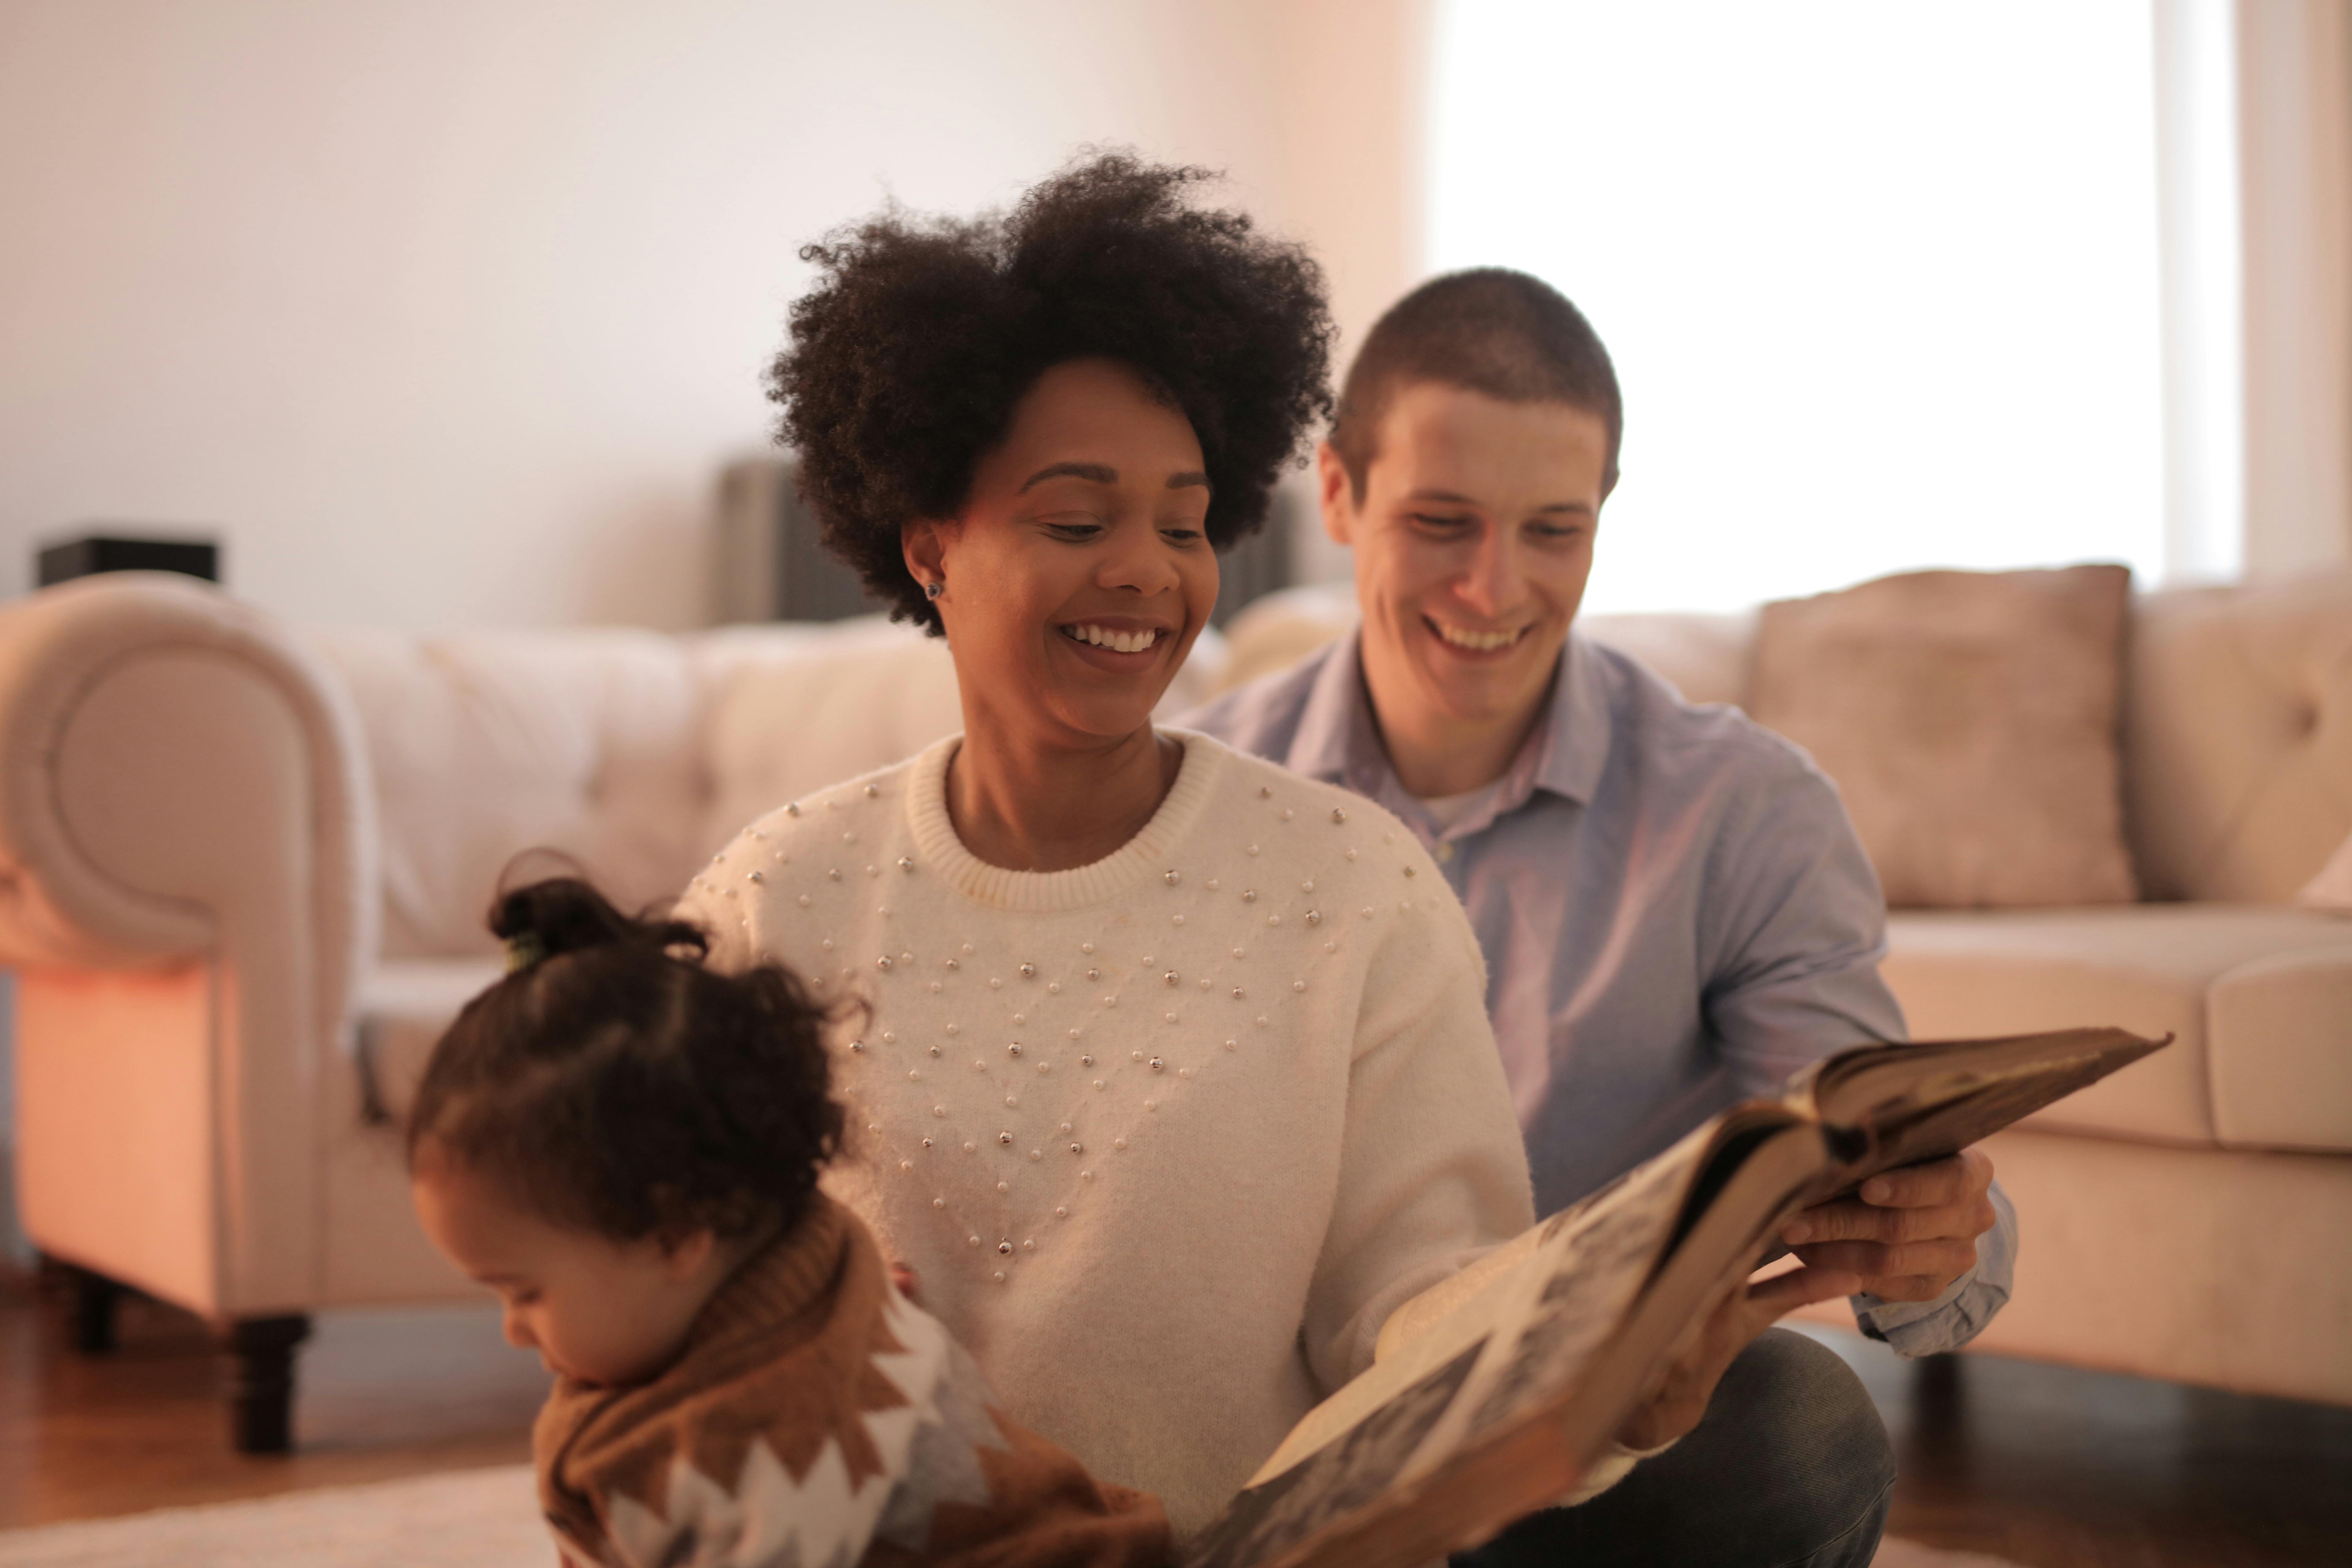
[{"xmin": 0, "ymin": 573, "xmax": 377, "ymax": 1310}]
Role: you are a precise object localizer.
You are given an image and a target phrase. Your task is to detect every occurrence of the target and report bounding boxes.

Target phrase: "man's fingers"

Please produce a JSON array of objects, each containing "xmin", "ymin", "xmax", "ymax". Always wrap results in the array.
[
  {"xmin": 1790, "ymin": 1237, "xmax": 1977, "ymax": 1283},
  {"xmin": 1855, "ymin": 1147, "xmax": 1993, "ymax": 1209},
  {"xmin": 1747, "ymin": 1263, "xmax": 1862, "ymax": 1318},
  {"xmin": 1785, "ymin": 1194, "xmax": 1995, "ymax": 1246},
  {"xmin": 1786, "ymin": 1197, "xmax": 1922, "ymax": 1244},
  {"xmin": 1849, "ymin": 1273, "xmax": 1956, "ymax": 1303},
  {"xmin": 1782, "ymin": 1199, "xmax": 1857, "ymax": 1244}
]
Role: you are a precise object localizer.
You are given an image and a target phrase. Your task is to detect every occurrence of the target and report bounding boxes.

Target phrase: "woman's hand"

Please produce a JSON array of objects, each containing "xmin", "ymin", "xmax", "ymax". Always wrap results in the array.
[{"xmin": 1612, "ymin": 1262, "xmax": 1859, "ymax": 1452}]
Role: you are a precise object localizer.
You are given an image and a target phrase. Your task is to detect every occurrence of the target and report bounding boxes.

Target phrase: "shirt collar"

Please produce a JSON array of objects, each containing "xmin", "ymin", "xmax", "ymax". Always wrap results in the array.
[
  {"xmin": 1282, "ymin": 629, "xmax": 1615, "ymax": 834},
  {"xmin": 1532, "ymin": 630, "xmax": 1614, "ymax": 808},
  {"xmin": 1283, "ymin": 631, "xmax": 1385, "ymax": 790}
]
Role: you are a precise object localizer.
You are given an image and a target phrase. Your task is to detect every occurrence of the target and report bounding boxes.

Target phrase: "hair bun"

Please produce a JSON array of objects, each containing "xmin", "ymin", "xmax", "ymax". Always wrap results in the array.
[{"xmin": 489, "ymin": 876, "xmax": 707, "ymax": 968}]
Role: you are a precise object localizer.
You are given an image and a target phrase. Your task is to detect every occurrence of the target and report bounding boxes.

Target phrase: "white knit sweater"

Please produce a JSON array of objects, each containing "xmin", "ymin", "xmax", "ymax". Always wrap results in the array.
[{"xmin": 676, "ymin": 730, "xmax": 1534, "ymax": 1536}]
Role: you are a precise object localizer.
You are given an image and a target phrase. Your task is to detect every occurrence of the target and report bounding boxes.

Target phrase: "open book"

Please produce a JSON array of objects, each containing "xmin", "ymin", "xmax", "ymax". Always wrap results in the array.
[{"xmin": 1182, "ymin": 1026, "xmax": 2170, "ymax": 1568}]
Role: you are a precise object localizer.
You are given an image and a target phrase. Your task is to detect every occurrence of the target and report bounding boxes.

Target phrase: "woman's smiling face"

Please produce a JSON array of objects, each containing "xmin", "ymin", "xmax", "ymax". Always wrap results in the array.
[{"xmin": 907, "ymin": 357, "xmax": 1219, "ymax": 746}]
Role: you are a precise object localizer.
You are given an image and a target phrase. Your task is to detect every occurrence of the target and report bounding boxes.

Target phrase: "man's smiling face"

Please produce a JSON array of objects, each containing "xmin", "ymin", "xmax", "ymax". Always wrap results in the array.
[{"xmin": 1324, "ymin": 380, "xmax": 1611, "ymax": 745}]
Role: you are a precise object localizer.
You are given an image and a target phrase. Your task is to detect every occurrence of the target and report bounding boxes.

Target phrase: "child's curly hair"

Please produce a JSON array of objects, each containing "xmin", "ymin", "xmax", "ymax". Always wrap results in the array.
[
  {"xmin": 769, "ymin": 150, "xmax": 1336, "ymax": 634},
  {"xmin": 406, "ymin": 878, "xmax": 843, "ymax": 1242}
]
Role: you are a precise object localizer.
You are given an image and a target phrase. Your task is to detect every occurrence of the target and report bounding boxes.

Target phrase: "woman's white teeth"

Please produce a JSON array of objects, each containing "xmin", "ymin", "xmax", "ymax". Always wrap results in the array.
[
  {"xmin": 1067, "ymin": 624, "xmax": 1159, "ymax": 654},
  {"xmin": 1436, "ymin": 621, "xmax": 1525, "ymax": 652}
]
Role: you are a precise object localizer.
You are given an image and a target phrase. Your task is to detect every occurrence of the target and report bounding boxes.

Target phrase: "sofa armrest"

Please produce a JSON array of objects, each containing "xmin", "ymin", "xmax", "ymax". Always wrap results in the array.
[
  {"xmin": 0, "ymin": 573, "xmax": 377, "ymax": 1310},
  {"xmin": 0, "ymin": 574, "xmax": 377, "ymax": 985}
]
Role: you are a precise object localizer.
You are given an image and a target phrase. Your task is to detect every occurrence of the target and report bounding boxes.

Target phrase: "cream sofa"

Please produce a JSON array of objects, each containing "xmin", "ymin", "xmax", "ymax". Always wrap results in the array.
[
  {"xmin": 0, "ymin": 574, "xmax": 1226, "ymax": 1447},
  {"xmin": 0, "ymin": 570, "xmax": 2345, "ymax": 1451}
]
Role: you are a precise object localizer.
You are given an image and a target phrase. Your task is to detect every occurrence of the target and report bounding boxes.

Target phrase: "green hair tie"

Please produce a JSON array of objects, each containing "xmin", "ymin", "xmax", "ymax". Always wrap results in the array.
[{"xmin": 503, "ymin": 932, "xmax": 547, "ymax": 974}]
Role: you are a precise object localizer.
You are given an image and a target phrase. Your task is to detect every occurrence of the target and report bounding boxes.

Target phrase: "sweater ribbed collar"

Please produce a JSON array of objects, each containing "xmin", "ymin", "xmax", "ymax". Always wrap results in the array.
[
  {"xmin": 904, "ymin": 727, "xmax": 1229, "ymax": 913},
  {"xmin": 683, "ymin": 1193, "xmax": 852, "ymax": 1360}
]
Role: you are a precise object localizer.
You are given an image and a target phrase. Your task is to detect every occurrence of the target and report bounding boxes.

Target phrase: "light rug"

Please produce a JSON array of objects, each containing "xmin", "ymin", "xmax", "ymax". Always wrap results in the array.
[
  {"xmin": 0, "ymin": 1466, "xmax": 543, "ymax": 1568},
  {"xmin": 0, "ymin": 1464, "xmax": 2024, "ymax": 1568}
]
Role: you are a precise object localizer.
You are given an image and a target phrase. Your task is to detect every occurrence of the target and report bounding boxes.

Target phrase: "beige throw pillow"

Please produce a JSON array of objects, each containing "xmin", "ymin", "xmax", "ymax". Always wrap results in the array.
[{"xmin": 1747, "ymin": 564, "xmax": 2138, "ymax": 908}]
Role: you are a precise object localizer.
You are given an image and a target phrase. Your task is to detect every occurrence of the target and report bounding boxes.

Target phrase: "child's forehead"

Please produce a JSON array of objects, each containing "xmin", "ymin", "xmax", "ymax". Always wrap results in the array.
[{"xmin": 414, "ymin": 1150, "xmax": 580, "ymax": 1262}]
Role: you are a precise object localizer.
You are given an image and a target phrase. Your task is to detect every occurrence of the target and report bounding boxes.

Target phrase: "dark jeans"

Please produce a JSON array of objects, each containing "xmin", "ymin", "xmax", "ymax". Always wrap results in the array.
[{"xmin": 1453, "ymin": 1329, "xmax": 1895, "ymax": 1568}]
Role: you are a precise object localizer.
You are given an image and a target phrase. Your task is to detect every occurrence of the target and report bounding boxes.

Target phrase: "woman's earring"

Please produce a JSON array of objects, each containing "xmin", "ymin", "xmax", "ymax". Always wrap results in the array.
[{"xmin": 924, "ymin": 579, "xmax": 944, "ymax": 601}]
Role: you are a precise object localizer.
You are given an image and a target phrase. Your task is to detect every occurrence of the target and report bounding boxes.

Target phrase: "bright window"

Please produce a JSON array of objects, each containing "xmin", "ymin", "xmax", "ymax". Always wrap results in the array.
[{"xmin": 1428, "ymin": 0, "xmax": 2169, "ymax": 612}]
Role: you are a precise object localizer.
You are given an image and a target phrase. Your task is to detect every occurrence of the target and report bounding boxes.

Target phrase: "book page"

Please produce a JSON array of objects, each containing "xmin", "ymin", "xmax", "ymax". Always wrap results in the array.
[
  {"xmin": 1185, "ymin": 1340, "xmax": 1491, "ymax": 1568},
  {"xmin": 1449, "ymin": 1155, "xmax": 1691, "ymax": 1442},
  {"xmin": 1189, "ymin": 1160, "xmax": 1689, "ymax": 1568},
  {"xmin": 1189, "ymin": 1121, "xmax": 1829, "ymax": 1568},
  {"xmin": 1369, "ymin": 1227, "xmax": 1546, "ymax": 1369},
  {"xmin": 1228, "ymin": 1108, "xmax": 1764, "ymax": 1501}
]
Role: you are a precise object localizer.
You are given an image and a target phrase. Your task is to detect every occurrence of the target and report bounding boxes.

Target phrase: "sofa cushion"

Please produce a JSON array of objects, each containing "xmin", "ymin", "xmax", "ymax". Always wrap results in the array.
[
  {"xmin": 352, "ymin": 958, "xmax": 506, "ymax": 1123},
  {"xmin": 2125, "ymin": 570, "xmax": 2352, "ymax": 903},
  {"xmin": 1883, "ymin": 905, "xmax": 2352, "ymax": 1151},
  {"xmin": 313, "ymin": 629, "xmax": 717, "ymax": 959},
  {"xmin": 700, "ymin": 615, "xmax": 1230, "ymax": 852},
  {"xmin": 1209, "ymin": 584, "xmax": 1356, "ymax": 696},
  {"xmin": 2208, "ymin": 948, "xmax": 2352, "ymax": 1152},
  {"xmin": 1576, "ymin": 610, "xmax": 1755, "ymax": 708},
  {"xmin": 699, "ymin": 623, "xmax": 968, "ymax": 853},
  {"xmin": 2301, "ymin": 828, "xmax": 2352, "ymax": 910},
  {"xmin": 1748, "ymin": 565, "xmax": 2137, "ymax": 909},
  {"xmin": 316, "ymin": 614, "xmax": 1231, "ymax": 961}
]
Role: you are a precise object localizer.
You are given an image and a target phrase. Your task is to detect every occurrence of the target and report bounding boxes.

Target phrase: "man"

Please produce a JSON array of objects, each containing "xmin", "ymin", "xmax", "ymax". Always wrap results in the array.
[{"xmin": 1185, "ymin": 270, "xmax": 2015, "ymax": 1566}]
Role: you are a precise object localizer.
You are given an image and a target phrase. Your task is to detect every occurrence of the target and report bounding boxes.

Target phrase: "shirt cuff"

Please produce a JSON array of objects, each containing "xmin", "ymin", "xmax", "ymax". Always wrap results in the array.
[{"xmin": 1849, "ymin": 1178, "xmax": 2017, "ymax": 1357}]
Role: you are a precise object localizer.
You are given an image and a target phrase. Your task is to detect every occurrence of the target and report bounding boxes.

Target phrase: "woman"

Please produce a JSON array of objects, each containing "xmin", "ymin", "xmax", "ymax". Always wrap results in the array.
[{"xmin": 678, "ymin": 156, "xmax": 1772, "ymax": 1541}]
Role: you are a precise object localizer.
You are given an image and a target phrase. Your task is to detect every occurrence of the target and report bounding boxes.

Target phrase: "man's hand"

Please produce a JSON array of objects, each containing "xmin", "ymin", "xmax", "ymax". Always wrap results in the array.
[
  {"xmin": 1612, "ymin": 1263, "xmax": 1859, "ymax": 1452},
  {"xmin": 1781, "ymin": 1146, "xmax": 1997, "ymax": 1303}
]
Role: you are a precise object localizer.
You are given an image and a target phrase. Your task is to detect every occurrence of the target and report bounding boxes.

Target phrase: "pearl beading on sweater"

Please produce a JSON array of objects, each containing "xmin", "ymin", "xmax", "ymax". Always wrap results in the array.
[
  {"xmin": 675, "ymin": 731, "xmax": 1536, "ymax": 1534},
  {"xmin": 683, "ymin": 739, "xmax": 1455, "ymax": 1292}
]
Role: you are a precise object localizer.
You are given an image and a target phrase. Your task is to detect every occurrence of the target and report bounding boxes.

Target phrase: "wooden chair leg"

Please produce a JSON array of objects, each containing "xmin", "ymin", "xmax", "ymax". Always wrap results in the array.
[
  {"xmin": 224, "ymin": 1314, "xmax": 312, "ymax": 1455},
  {"xmin": 60, "ymin": 1262, "xmax": 123, "ymax": 1355}
]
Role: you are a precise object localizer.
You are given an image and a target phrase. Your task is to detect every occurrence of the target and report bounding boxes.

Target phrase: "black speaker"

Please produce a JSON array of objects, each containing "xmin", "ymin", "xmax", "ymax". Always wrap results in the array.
[{"xmin": 37, "ymin": 534, "xmax": 221, "ymax": 587}]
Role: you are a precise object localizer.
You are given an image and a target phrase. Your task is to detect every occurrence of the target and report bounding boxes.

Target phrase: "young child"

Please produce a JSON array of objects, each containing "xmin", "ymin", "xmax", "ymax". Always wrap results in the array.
[{"xmin": 407, "ymin": 877, "xmax": 1170, "ymax": 1568}]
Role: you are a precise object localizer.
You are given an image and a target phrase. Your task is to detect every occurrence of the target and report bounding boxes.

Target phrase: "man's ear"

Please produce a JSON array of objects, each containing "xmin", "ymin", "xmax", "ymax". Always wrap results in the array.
[
  {"xmin": 903, "ymin": 518, "xmax": 951, "ymax": 598},
  {"xmin": 1317, "ymin": 443, "xmax": 1357, "ymax": 548}
]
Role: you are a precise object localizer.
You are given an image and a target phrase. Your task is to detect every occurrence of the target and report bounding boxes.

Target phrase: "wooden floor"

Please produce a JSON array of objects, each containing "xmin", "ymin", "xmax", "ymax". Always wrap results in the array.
[
  {"xmin": 0, "ymin": 1265, "xmax": 544, "ymax": 1528},
  {"xmin": 2, "ymin": 1267, "xmax": 2347, "ymax": 1565},
  {"xmin": 1793, "ymin": 1324, "xmax": 2352, "ymax": 1568}
]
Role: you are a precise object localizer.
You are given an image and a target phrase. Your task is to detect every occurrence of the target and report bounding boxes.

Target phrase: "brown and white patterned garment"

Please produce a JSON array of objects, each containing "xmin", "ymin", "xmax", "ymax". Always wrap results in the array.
[{"xmin": 536, "ymin": 1195, "xmax": 1169, "ymax": 1568}]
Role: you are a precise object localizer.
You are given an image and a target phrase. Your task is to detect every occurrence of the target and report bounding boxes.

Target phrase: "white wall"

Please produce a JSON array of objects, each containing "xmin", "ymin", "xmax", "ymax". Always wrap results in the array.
[{"xmin": 0, "ymin": 0, "xmax": 1434, "ymax": 632}]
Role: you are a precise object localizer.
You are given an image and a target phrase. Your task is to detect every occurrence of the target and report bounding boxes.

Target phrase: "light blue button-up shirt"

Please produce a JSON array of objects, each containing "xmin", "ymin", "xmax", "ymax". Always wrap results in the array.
[{"xmin": 1182, "ymin": 630, "xmax": 2015, "ymax": 1355}]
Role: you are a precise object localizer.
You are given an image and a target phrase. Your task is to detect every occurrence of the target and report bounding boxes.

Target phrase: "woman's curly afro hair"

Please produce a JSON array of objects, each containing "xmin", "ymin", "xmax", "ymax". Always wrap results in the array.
[{"xmin": 768, "ymin": 152, "xmax": 1336, "ymax": 634}]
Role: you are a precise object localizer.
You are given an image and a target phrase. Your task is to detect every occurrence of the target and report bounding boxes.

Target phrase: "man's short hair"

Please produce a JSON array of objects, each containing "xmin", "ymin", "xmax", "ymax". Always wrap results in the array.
[{"xmin": 1329, "ymin": 268, "xmax": 1622, "ymax": 500}]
